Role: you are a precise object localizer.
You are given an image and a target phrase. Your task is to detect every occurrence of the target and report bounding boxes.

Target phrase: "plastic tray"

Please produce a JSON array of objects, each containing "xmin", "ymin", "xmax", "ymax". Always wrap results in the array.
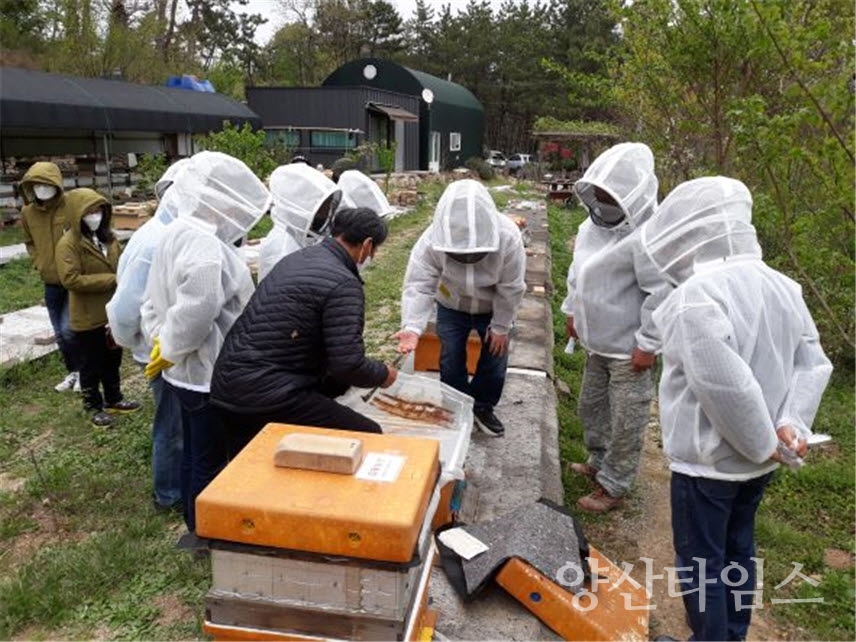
[{"xmin": 339, "ymin": 372, "xmax": 473, "ymax": 483}]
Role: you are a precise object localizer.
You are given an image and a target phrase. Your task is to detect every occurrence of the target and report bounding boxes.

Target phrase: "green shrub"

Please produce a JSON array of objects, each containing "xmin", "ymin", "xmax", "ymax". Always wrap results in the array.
[{"xmin": 465, "ymin": 156, "xmax": 495, "ymax": 181}]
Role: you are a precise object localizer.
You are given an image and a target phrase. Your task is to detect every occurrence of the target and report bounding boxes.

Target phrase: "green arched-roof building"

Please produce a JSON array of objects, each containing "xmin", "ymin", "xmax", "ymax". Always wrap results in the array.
[{"xmin": 323, "ymin": 58, "xmax": 484, "ymax": 171}]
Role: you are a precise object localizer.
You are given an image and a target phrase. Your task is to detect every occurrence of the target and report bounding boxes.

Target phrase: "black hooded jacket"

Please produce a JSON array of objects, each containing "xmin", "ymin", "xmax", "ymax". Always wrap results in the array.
[{"xmin": 210, "ymin": 237, "xmax": 388, "ymax": 414}]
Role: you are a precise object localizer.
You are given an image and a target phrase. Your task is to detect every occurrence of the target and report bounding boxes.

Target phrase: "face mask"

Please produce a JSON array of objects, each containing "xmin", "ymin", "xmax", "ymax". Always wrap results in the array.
[
  {"xmin": 33, "ymin": 184, "xmax": 58, "ymax": 201},
  {"xmin": 447, "ymin": 252, "xmax": 488, "ymax": 264},
  {"xmin": 586, "ymin": 202, "xmax": 627, "ymax": 228},
  {"xmin": 357, "ymin": 241, "xmax": 373, "ymax": 273},
  {"xmin": 83, "ymin": 213, "xmax": 102, "ymax": 232},
  {"xmin": 577, "ymin": 184, "xmax": 627, "ymax": 228}
]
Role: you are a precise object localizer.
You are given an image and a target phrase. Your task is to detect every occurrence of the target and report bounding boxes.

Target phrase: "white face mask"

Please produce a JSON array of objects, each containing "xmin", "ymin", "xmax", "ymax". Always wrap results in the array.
[
  {"xmin": 33, "ymin": 184, "xmax": 58, "ymax": 200},
  {"xmin": 357, "ymin": 241, "xmax": 373, "ymax": 273},
  {"xmin": 358, "ymin": 255, "xmax": 372, "ymax": 273},
  {"xmin": 83, "ymin": 213, "xmax": 103, "ymax": 232}
]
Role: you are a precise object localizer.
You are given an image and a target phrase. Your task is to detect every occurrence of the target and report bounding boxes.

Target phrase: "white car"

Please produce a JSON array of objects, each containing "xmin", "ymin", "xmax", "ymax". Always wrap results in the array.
[
  {"xmin": 507, "ymin": 153, "xmax": 531, "ymax": 172},
  {"xmin": 486, "ymin": 150, "xmax": 507, "ymax": 168}
]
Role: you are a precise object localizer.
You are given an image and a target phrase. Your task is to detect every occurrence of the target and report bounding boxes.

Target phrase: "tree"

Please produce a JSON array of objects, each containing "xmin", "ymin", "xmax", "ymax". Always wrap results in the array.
[{"xmin": 614, "ymin": 0, "xmax": 854, "ymax": 361}]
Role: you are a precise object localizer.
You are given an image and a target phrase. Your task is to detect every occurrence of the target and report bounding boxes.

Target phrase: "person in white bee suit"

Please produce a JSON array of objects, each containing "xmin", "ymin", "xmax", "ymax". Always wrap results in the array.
[
  {"xmin": 140, "ymin": 152, "xmax": 272, "ymax": 539},
  {"xmin": 561, "ymin": 142, "xmax": 670, "ymax": 513},
  {"xmin": 106, "ymin": 157, "xmax": 190, "ymax": 512},
  {"xmin": 338, "ymin": 170, "xmax": 395, "ymax": 218},
  {"xmin": 257, "ymin": 163, "xmax": 344, "ymax": 282},
  {"xmin": 395, "ymin": 179, "xmax": 526, "ymax": 437},
  {"xmin": 642, "ymin": 176, "xmax": 832, "ymax": 641}
]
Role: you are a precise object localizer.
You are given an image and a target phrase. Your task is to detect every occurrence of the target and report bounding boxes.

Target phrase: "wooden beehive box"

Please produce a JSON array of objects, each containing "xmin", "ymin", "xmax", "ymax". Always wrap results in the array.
[
  {"xmin": 196, "ymin": 424, "xmax": 440, "ymax": 563},
  {"xmin": 111, "ymin": 200, "xmax": 155, "ymax": 230}
]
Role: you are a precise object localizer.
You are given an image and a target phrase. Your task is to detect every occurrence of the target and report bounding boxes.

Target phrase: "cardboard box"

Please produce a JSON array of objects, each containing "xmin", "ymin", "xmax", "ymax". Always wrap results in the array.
[
  {"xmin": 196, "ymin": 424, "xmax": 439, "ymax": 563},
  {"xmin": 495, "ymin": 546, "xmax": 649, "ymax": 640}
]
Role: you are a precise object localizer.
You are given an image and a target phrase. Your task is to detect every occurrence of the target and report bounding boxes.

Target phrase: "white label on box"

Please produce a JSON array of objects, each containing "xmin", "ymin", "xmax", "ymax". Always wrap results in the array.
[
  {"xmin": 437, "ymin": 527, "xmax": 489, "ymax": 560},
  {"xmin": 356, "ymin": 453, "xmax": 406, "ymax": 483}
]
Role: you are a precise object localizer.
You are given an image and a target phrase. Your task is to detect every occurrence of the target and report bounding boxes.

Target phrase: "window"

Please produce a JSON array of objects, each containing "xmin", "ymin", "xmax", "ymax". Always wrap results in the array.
[
  {"xmin": 310, "ymin": 130, "xmax": 357, "ymax": 149},
  {"xmin": 450, "ymin": 132, "xmax": 461, "ymax": 152},
  {"xmin": 266, "ymin": 130, "xmax": 300, "ymax": 148}
]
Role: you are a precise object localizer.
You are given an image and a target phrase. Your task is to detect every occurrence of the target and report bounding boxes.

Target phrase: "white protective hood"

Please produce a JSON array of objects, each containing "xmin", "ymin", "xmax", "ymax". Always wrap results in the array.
[
  {"xmin": 338, "ymin": 170, "xmax": 393, "ymax": 218},
  {"xmin": 429, "ymin": 179, "xmax": 500, "ymax": 253},
  {"xmin": 154, "ymin": 158, "xmax": 191, "ymax": 202},
  {"xmin": 169, "ymin": 151, "xmax": 272, "ymax": 244},
  {"xmin": 270, "ymin": 163, "xmax": 342, "ymax": 241},
  {"xmin": 642, "ymin": 176, "xmax": 761, "ymax": 285},
  {"xmin": 575, "ymin": 142, "xmax": 658, "ymax": 230},
  {"xmin": 257, "ymin": 164, "xmax": 343, "ymax": 280}
]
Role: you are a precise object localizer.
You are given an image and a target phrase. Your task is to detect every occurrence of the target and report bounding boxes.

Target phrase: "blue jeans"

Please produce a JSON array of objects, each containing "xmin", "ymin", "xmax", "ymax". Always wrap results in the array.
[
  {"xmin": 169, "ymin": 383, "xmax": 227, "ymax": 533},
  {"xmin": 671, "ymin": 471, "xmax": 773, "ymax": 641},
  {"xmin": 436, "ymin": 304, "xmax": 508, "ymax": 412},
  {"xmin": 44, "ymin": 283, "xmax": 80, "ymax": 372},
  {"xmin": 148, "ymin": 371, "xmax": 183, "ymax": 507}
]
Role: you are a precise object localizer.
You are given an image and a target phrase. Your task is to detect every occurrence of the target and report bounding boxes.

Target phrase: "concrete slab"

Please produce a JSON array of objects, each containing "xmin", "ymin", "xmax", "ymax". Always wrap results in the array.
[
  {"xmin": 431, "ymin": 370, "xmax": 563, "ymax": 640},
  {"xmin": 0, "ymin": 305, "xmax": 57, "ymax": 367},
  {"xmin": 508, "ymin": 295, "xmax": 553, "ymax": 375},
  {"xmin": 0, "ymin": 243, "xmax": 28, "ymax": 265}
]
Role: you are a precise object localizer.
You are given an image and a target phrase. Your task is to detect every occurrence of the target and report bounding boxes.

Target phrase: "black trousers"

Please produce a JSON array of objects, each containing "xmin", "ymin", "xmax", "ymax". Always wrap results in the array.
[
  {"xmin": 218, "ymin": 387, "xmax": 383, "ymax": 458},
  {"xmin": 77, "ymin": 326, "xmax": 123, "ymax": 412}
]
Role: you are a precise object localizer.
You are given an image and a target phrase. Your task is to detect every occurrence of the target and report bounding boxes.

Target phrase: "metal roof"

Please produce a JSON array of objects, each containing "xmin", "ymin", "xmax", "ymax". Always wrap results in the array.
[{"xmin": 0, "ymin": 67, "xmax": 261, "ymax": 133}]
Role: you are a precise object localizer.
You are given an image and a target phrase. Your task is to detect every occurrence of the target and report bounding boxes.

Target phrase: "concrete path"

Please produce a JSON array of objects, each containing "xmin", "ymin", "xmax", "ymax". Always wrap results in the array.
[
  {"xmin": 0, "ymin": 243, "xmax": 28, "ymax": 265},
  {"xmin": 430, "ymin": 200, "xmax": 565, "ymax": 640},
  {"xmin": 0, "ymin": 305, "xmax": 57, "ymax": 368}
]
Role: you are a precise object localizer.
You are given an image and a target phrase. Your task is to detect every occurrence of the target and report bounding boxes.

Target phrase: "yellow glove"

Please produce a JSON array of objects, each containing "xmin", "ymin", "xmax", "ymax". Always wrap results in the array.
[{"xmin": 144, "ymin": 337, "xmax": 174, "ymax": 380}]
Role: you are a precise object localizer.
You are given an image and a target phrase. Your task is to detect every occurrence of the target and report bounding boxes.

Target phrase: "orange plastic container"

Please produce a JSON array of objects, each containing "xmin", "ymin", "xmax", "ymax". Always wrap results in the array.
[
  {"xmin": 196, "ymin": 424, "xmax": 439, "ymax": 563},
  {"xmin": 413, "ymin": 331, "xmax": 481, "ymax": 375},
  {"xmin": 495, "ymin": 546, "xmax": 649, "ymax": 640}
]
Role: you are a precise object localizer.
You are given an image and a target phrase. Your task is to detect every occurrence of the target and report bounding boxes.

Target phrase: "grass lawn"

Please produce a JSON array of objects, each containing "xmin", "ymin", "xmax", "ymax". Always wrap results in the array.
[
  {"xmin": 0, "ymin": 224, "xmax": 27, "ymax": 247},
  {"xmin": 0, "ymin": 175, "xmax": 520, "ymax": 639},
  {"xmin": 547, "ymin": 202, "xmax": 856, "ymax": 639},
  {"xmin": 0, "ymin": 259, "xmax": 44, "ymax": 314}
]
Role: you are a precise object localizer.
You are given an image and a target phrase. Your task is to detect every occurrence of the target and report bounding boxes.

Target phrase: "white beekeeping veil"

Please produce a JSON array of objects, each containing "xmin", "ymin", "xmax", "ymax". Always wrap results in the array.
[
  {"xmin": 642, "ymin": 176, "xmax": 761, "ymax": 284},
  {"xmin": 155, "ymin": 158, "xmax": 191, "ymax": 201},
  {"xmin": 338, "ymin": 170, "xmax": 393, "ymax": 217},
  {"xmin": 430, "ymin": 179, "xmax": 500, "ymax": 253},
  {"xmin": 172, "ymin": 151, "xmax": 272, "ymax": 244},
  {"xmin": 575, "ymin": 142, "xmax": 658, "ymax": 230},
  {"xmin": 269, "ymin": 163, "xmax": 342, "ymax": 244}
]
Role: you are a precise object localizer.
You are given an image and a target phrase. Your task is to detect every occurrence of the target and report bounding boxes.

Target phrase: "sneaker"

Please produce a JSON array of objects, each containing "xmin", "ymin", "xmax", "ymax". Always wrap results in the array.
[
  {"xmin": 474, "ymin": 407, "xmax": 505, "ymax": 437},
  {"xmin": 104, "ymin": 400, "xmax": 141, "ymax": 415},
  {"xmin": 55, "ymin": 371, "xmax": 79, "ymax": 392},
  {"xmin": 577, "ymin": 486, "xmax": 624, "ymax": 513},
  {"xmin": 569, "ymin": 462, "xmax": 599, "ymax": 480},
  {"xmin": 91, "ymin": 411, "xmax": 114, "ymax": 427}
]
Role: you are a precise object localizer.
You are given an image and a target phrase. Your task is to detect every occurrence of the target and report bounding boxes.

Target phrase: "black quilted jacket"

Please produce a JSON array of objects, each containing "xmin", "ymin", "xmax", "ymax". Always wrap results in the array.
[{"xmin": 210, "ymin": 238, "xmax": 388, "ymax": 413}]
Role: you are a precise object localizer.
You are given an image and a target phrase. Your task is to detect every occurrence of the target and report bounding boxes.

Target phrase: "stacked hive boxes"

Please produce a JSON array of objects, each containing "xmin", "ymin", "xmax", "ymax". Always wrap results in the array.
[{"xmin": 196, "ymin": 424, "xmax": 442, "ymax": 641}]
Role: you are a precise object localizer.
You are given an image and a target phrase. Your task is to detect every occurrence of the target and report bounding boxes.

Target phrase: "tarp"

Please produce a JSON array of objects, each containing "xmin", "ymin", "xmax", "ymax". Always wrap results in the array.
[{"xmin": 0, "ymin": 67, "xmax": 260, "ymax": 134}]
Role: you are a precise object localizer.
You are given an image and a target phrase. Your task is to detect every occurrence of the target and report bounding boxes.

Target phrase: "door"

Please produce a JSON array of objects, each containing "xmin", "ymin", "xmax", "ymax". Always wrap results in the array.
[
  {"xmin": 394, "ymin": 120, "xmax": 405, "ymax": 172},
  {"xmin": 429, "ymin": 131, "xmax": 441, "ymax": 173}
]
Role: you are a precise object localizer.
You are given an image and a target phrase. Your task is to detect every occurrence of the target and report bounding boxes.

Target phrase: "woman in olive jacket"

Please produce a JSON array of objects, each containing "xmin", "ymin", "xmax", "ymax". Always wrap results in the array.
[{"xmin": 56, "ymin": 189, "xmax": 139, "ymax": 427}]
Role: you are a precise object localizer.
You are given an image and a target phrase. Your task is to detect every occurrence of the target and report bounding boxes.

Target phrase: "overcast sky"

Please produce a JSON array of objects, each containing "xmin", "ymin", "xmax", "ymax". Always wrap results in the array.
[{"xmin": 244, "ymin": 0, "xmax": 517, "ymax": 44}]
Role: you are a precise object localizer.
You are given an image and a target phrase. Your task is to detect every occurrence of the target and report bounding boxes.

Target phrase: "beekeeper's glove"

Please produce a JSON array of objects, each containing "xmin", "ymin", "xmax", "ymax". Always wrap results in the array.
[{"xmin": 144, "ymin": 337, "xmax": 174, "ymax": 380}]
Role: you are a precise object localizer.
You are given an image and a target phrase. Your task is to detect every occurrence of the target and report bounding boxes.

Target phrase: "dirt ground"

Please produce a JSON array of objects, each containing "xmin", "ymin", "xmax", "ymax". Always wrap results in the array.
[{"xmin": 577, "ymin": 409, "xmax": 792, "ymax": 639}]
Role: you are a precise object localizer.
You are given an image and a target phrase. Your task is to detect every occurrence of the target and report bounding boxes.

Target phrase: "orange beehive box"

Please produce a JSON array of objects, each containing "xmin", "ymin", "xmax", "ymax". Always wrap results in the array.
[
  {"xmin": 196, "ymin": 424, "xmax": 439, "ymax": 563},
  {"xmin": 412, "ymin": 331, "xmax": 481, "ymax": 375},
  {"xmin": 495, "ymin": 546, "xmax": 649, "ymax": 640}
]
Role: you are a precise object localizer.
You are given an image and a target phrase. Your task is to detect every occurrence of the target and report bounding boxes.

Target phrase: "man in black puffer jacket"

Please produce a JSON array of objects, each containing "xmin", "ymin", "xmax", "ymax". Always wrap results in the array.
[{"xmin": 210, "ymin": 207, "xmax": 398, "ymax": 451}]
